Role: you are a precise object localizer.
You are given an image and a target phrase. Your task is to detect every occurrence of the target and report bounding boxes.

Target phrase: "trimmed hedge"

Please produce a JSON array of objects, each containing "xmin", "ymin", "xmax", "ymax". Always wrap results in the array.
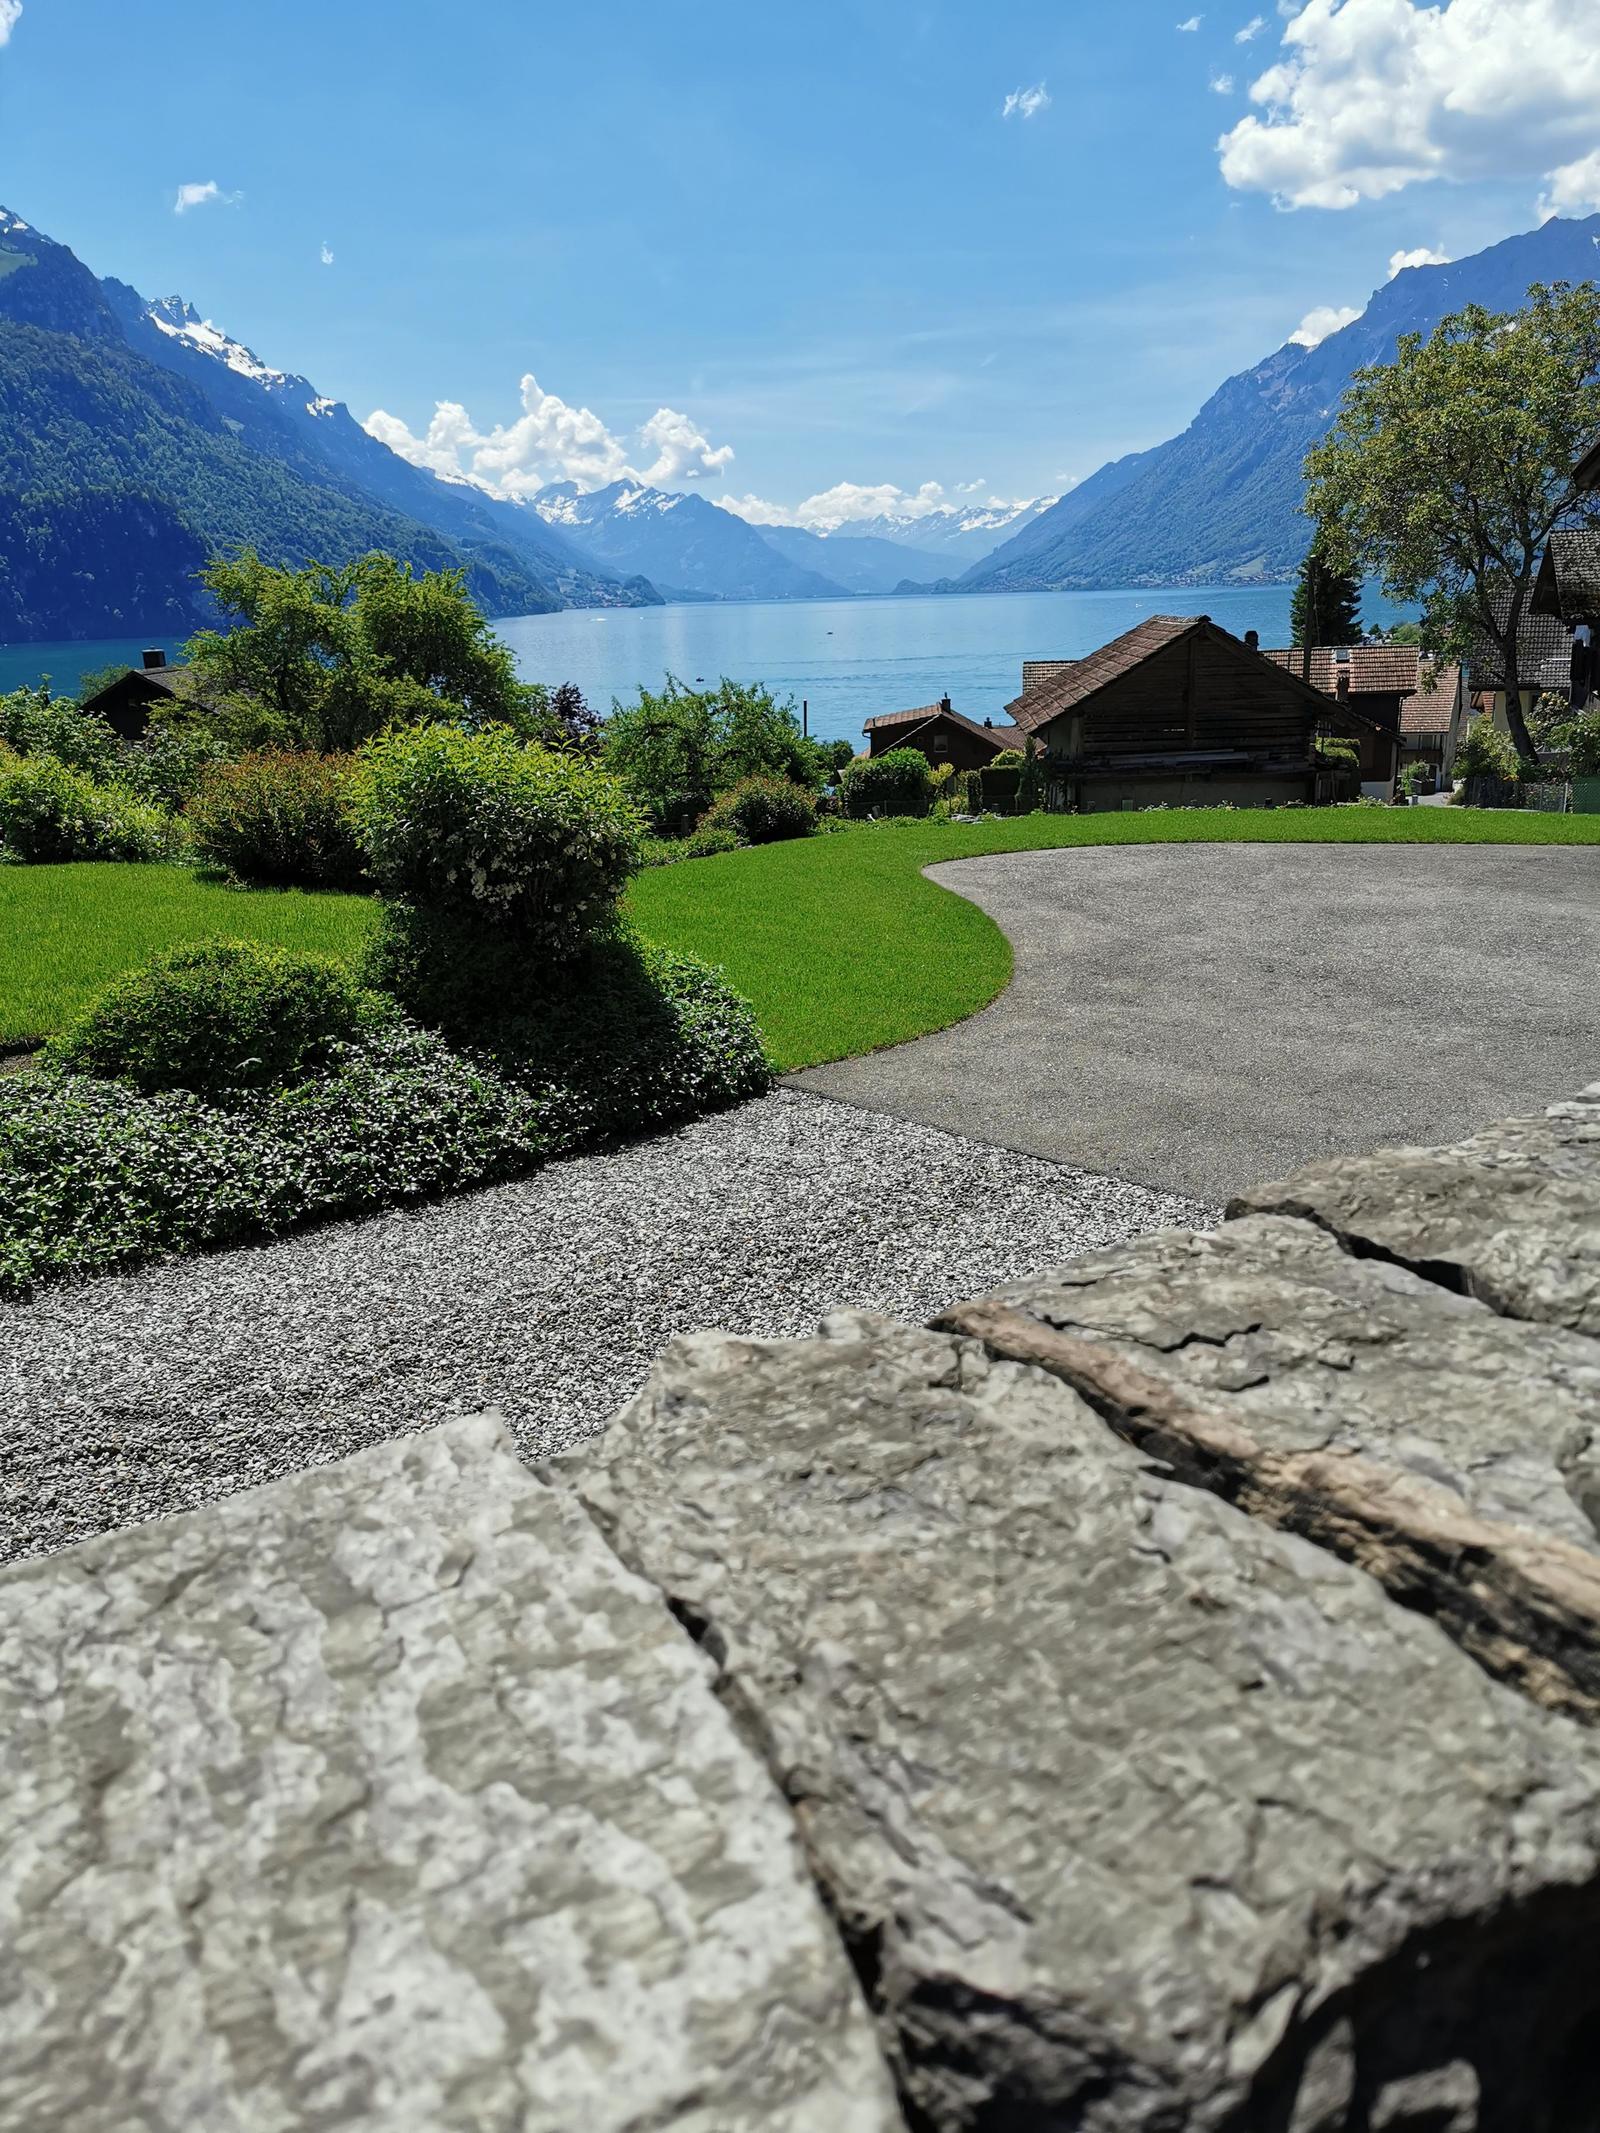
[
  {"xmin": 1, "ymin": 943, "xmax": 770, "ymax": 1295},
  {"xmin": 840, "ymin": 748, "xmax": 933, "ymax": 819},
  {"xmin": 49, "ymin": 938, "xmax": 387, "ymax": 1095},
  {"xmin": 188, "ymin": 750, "xmax": 365, "ymax": 888}
]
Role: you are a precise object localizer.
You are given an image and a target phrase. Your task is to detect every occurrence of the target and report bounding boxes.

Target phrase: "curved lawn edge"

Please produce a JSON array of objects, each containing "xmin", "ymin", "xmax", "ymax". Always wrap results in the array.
[{"xmin": 625, "ymin": 807, "xmax": 1600, "ymax": 1073}]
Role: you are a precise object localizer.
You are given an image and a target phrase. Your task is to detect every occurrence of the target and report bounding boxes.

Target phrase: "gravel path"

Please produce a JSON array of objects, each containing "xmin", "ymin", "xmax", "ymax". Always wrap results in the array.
[{"xmin": 0, "ymin": 1090, "xmax": 1208, "ymax": 1565}]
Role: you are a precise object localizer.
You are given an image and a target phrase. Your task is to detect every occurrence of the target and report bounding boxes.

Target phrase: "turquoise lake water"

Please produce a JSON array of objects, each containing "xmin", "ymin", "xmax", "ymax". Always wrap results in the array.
[{"xmin": 0, "ymin": 583, "xmax": 1416, "ymax": 751}]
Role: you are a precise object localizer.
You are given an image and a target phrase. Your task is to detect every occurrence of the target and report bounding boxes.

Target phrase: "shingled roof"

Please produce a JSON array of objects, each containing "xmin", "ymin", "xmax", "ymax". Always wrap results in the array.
[
  {"xmin": 862, "ymin": 702, "xmax": 1024, "ymax": 752},
  {"xmin": 1399, "ymin": 662, "xmax": 1462, "ymax": 736},
  {"xmin": 1531, "ymin": 530, "xmax": 1600, "ymax": 624},
  {"xmin": 1574, "ymin": 437, "xmax": 1600, "ymax": 492},
  {"xmin": 1006, "ymin": 616, "xmax": 1198, "ymax": 730},
  {"xmin": 1259, "ymin": 645, "xmax": 1421, "ymax": 696},
  {"xmin": 1468, "ymin": 593, "xmax": 1573, "ymax": 689}
]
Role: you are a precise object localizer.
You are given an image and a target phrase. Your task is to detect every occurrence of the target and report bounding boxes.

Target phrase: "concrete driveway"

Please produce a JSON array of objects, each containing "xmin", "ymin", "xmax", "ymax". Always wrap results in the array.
[{"xmin": 795, "ymin": 843, "xmax": 1600, "ymax": 1203}]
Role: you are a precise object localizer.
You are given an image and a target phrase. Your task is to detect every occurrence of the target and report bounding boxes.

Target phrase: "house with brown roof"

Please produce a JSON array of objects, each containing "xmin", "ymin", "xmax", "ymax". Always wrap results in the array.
[
  {"xmin": 1467, "ymin": 595, "xmax": 1574, "ymax": 738},
  {"xmin": 78, "ymin": 650, "xmax": 214, "ymax": 742},
  {"xmin": 1397, "ymin": 662, "xmax": 1467, "ymax": 781},
  {"xmin": 1005, "ymin": 614, "xmax": 1350, "ymax": 812},
  {"xmin": 1258, "ymin": 642, "xmax": 1421, "ymax": 796},
  {"xmin": 861, "ymin": 694, "xmax": 1024, "ymax": 771}
]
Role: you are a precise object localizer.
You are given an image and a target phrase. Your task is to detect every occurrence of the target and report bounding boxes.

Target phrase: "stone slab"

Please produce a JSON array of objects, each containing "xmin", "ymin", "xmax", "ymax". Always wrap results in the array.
[
  {"xmin": 0, "ymin": 1416, "xmax": 902, "ymax": 2133},
  {"xmin": 561, "ymin": 1312, "xmax": 1600, "ymax": 2132},
  {"xmin": 1231, "ymin": 1084, "xmax": 1600, "ymax": 1336}
]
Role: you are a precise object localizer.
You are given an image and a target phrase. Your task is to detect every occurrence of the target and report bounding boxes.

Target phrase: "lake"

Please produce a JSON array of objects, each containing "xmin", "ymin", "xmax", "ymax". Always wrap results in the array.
[{"xmin": 0, "ymin": 583, "xmax": 1417, "ymax": 751}]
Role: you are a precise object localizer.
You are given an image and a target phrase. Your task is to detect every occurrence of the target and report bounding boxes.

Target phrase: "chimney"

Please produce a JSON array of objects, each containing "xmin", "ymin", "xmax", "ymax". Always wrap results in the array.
[
  {"xmin": 1244, "ymin": 629, "xmax": 1259, "ymax": 651},
  {"xmin": 983, "ymin": 716, "xmax": 993, "ymax": 727},
  {"xmin": 939, "ymin": 693, "xmax": 953, "ymax": 714},
  {"xmin": 141, "ymin": 648, "xmax": 167, "ymax": 671}
]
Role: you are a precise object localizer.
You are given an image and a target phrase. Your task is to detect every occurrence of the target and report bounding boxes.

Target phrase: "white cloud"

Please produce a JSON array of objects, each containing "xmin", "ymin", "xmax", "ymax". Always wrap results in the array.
[
  {"xmin": 1001, "ymin": 82, "xmax": 1050, "ymax": 120},
  {"xmin": 1387, "ymin": 244, "xmax": 1448, "ymax": 276},
  {"xmin": 320, "ymin": 242, "xmax": 335, "ymax": 266},
  {"xmin": 716, "ymin": 480, "xmax": 953, "ymax": 530},
  {"xmin": 0, "ymin": 2, "xmax": 22, "ymax": 48},
  {"xmin": 1538, "ymin": 147, "xmax": 1600, "ymax": 220},
  {"xmin": 1288, "ymin": 301, "xmax": 1361, "ymax": 346},
  {"xmin": 174, "ymin": 180, "xmax": 241, "ymax": 215},
  {"xmin": 1235, "ymin": 13, "xmax": 1268, "ymax": 37},
  {"xmin": 1210, "ymin": 71, "xmax": 1236, "ymax": 93},
  {"xmin": 1177, "ymin": 14, "xmax": 1204, "ymax": 28},
  {"xmin": 364, "ymin": 373, "xmax": 735, "ymax": 499},
  {"xmin": 1219, "ymin": 0, "xmax": 1600, "ymax": 212}
]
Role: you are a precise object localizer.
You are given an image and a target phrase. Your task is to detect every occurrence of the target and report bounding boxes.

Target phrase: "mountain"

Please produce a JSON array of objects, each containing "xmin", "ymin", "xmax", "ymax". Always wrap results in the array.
[
  {"xmin": 99, "ymin": 284, "xmax": 657, "ymax": 612},
  {"xmin": 533, "ymin": 481, "xmax": 849, "ymax": 601},
  {"xmin": 808, "ymin": 497, "xmax": 1057, "ymax": 565},
  {"xmin": 755, "ymin": 523, "xmax": 951, "ymax": 592},
  {"xmin": 959, "ymin": 214, "xmax": 1600, "ymax": 594},
  {"xmin": 0, "ymin": 208, "xmax": 657, "ymax": 641}
]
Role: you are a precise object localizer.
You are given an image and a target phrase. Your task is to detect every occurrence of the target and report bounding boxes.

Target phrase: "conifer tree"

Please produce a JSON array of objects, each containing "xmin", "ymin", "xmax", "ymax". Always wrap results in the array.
[{"xmin": 1290, "ymin": 548, "xmax": 1363, "ymax": 647}]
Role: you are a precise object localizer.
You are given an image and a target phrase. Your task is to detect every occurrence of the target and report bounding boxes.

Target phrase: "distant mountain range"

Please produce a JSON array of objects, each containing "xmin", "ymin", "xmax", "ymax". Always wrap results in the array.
[
  {"xmin": 957, "ymin": 213, "xmax": 1600, "ymax": 595},
  {"xmin": 5, "ymin": 204, "xmax": 1597, "ymax": 643}
]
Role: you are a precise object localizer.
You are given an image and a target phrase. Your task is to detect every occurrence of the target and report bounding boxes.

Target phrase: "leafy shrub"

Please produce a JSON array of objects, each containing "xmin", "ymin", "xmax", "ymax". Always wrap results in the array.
[
  {"xmin": 49, "ymin": 938, "xmax": 387, "ymax": 1095},
  {"xmin": 1457, "ymin": 716, "xmax": 1520, "ymax": 784},
  {"xmin": 350, "ymin": 723, "xmax": 644, "ymax": 948},
  {"xmin": 839, "ymin": 748, "xmax": 934, "ymax": 819},
  {"xmin": 1565, "ymin": 709, "xmax": 1600, "ymax": 775},
  {"xmin": 118, "ymin": 723, "xmax": 235, "ymax": 812},
  {"xmin": 602, "ymin": 677, "xmax": 820, "ymax": 831},
  {"xmin": 990, "ymin": 748, "xmax": 1027, "ymax": 769},
  {"xmin": 0, "ymin": 754, "xmax": 179, "ymax": 862},
  {"xmin": 699, "ymin": 774, "xmax": 816, "ymax": 845},
  {"xmin": 187, "ymin": 750, "xmax": 364, "ymax": 888},
  {"xmin": 2, "ymin": 947, "xmax": 769, "ymax": 1295},
  {"xmin": 0, "ymin": 686, "xmax": 120, "ymax": 780},
  {"xmin": 684, "ymin": 824, "xmax": 740, "ymax": 858},
  {"xmin": 360, "ymin": 904, "xmax": 541, "ymax": 1030}
]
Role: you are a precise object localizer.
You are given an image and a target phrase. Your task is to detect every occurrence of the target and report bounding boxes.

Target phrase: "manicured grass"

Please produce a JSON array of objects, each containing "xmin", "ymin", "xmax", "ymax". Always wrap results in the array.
[
  {"xmin": 626, "ymin": 807, "xmax": 1600, "ymax": 1071},
  {"xmin": 0, "ymin": 864, "xmax": 378, "ymax": 1044},
  {"xmin": 5, "ymin": 807, "xmax": 1597, "ymax": 1062}
]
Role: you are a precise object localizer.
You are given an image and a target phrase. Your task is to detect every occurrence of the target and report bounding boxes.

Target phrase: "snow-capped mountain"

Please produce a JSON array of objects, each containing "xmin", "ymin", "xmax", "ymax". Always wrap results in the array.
[
  {"xmin": 796, "ymin": 496, "xmax": 1059, "ymax": 565},
  {"xmin": 533, "ymin": 481, "xmax": 848, "ymax": 601},
  {"xmin": 97, "ymin": 278, "xmax": 656, "ymax": 611}
]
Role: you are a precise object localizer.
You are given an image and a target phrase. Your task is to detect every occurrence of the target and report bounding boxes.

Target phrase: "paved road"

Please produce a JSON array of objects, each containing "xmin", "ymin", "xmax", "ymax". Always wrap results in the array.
[{"xmin": 796, "ymin": 843, "xmax": 1600, "ymax": 1203}]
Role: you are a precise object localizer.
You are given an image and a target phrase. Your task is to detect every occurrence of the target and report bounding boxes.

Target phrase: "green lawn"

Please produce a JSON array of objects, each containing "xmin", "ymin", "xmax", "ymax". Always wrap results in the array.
[
  {"xmin": 0, "ymin": 864, "xmax": 377, "ymax": 1044},
  {"xmin": 627, "ymin": 806, "xmax": 1600, "ymax": 1070},
  {"xmin": 4, "ymin": 807, "xmax": 1597, "ymax": 1061}
]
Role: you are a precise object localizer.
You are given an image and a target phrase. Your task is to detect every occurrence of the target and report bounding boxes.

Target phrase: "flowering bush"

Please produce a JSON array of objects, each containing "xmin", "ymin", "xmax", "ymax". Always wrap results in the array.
[{"xmin": 349, "ymin": 723, "xmax": 644, "ymax": 948}]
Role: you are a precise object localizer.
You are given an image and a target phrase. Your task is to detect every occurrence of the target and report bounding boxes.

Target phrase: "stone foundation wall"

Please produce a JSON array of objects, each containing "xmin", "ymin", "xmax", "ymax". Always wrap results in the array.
[{"xmin": 3, "ymin": 1084, "xmax": 1598, "ymax": 2130}]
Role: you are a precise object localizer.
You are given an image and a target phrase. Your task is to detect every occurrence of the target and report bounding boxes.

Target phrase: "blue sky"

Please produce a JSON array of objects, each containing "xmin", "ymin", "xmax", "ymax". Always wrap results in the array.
[{"xmin": 2, "ymin": 0, "xmax": 1596, "ymax": 524}]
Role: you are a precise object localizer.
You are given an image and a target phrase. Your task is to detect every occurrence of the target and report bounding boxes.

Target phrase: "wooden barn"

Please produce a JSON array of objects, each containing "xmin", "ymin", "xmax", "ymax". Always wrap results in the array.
[
  {"xmin": 1008, "ymin": 614, "xmax": 1350, "ymax": 811},
  {"xmin": 1260, "ymin": 641, "xmax": 1424, "ymax": 796},
  {"xmin": 861, "ymin": 694, "xmax": 1024, "ymax": 770},
  {"xmin": 78, "ymin": 650, "xmax": 213, "ymax": 742}
]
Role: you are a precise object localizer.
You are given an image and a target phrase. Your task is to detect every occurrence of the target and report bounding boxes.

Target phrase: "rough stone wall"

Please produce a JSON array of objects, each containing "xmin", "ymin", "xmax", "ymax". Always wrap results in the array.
[{"xmin": 3, "ymin": 1084, "xmax": 1599, "ymax": 2129}]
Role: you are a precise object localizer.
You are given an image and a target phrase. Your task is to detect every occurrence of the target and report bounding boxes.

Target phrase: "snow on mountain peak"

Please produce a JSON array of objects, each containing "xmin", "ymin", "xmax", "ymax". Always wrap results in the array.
[{"xmin": 144, "ymin": 296, "xmax": 288, "ymax": 389}]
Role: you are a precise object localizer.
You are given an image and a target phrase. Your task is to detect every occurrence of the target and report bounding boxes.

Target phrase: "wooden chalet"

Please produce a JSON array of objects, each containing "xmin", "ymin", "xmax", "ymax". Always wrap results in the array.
[
  {"xmin": 1006, "ymin": 615, "xmax": 1351, "ymax": 812},
  {"xmin": 1467, "ymin": 595, "xmax": 1574, "ymax": 734},
  {"xmin": 1531, "ymin": 530, "xmax": 1600, "ymax": 630},
  {"xmin": 78, "ymin": 650, "xmax": 213, "ymax": 742},
  {"xmin": 861, "ymin": 694, "xmax": 1024, "ymax": 770}
]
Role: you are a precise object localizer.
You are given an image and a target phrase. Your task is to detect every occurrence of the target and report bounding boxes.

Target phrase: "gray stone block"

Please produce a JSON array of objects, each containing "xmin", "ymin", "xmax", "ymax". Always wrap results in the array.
[
  {"xmin": 562, "ymin": 1311, "xmax": 1600, "ymax": 2132},
  {"xmin": 0, "ymin": 1415, "xmax": 902, "ymax": 2133},
  {"xmin": 1231, "ymin": 1083, "xmax": 1600, "ymax": 1336}
]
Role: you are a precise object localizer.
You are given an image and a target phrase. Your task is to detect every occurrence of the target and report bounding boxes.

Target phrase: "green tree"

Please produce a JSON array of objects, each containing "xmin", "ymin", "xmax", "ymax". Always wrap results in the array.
[
  {"xmin": 601, "ymin": 677, "xmax": 820, "ymax": 830},
  {"xmin": 185, "ymin": 552, "xmax": 536, "ymax": 752},
  {"xmin": 1304, "ymin": 281, "xmax": 1600, "ymax": 762},
  {"xmin": 1289, "ymin": 549, "xmax": 1363, "ymax": 647}
]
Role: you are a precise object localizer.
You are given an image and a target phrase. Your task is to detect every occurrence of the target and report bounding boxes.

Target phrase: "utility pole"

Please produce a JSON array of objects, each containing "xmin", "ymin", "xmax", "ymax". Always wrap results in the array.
[
  {"xmin": 802, "ymin": 697, "xmax": 808, "ymax": 738},
  {"xmin": 1302, "ymin": 551, "xmax": 1320, "ymax": 685}
]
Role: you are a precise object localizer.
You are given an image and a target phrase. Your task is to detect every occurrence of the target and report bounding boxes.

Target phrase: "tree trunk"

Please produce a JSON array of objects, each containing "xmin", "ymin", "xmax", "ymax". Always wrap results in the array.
[{"xmin": 1497, "ymin": 584, "xmax": 1539, "ymax": 765}]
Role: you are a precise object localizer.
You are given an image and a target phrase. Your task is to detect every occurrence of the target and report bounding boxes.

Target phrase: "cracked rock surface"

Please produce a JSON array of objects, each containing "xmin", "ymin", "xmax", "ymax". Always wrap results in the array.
[
  {"xmin": 559, "ymin": 1311, "xmax": 1600, "ymax": 2133},
  {"xmin": 0, "ymin": 1415, "xmax": 902, "ymax": 2133},
  {"xmin": 1232, "ymin": 1084, "xmax": 1600, "ymax": 1336}
]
